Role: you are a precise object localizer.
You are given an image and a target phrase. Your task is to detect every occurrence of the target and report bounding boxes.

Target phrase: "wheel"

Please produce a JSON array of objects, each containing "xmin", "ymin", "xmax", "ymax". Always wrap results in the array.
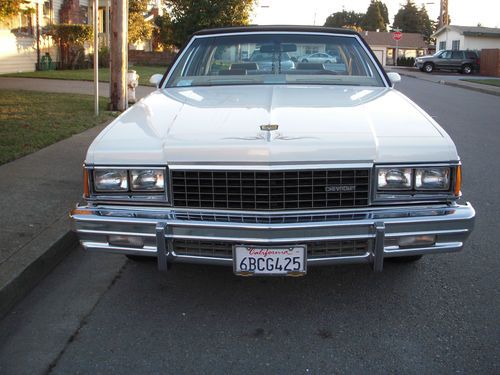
[
  {"xmin": 386, "ymin": 255, "xmax": 423, "ymax": 263},
  {"xmin": 423, "ymin": 63, "xmax": 434, "ymax": 73},
  {"xmin": 461, "ymin": 64, "xmax": 473, "ymax": 74},
  {"xmin": 301, "ymin": 59, "xmax": 308, "ymax": 63}
]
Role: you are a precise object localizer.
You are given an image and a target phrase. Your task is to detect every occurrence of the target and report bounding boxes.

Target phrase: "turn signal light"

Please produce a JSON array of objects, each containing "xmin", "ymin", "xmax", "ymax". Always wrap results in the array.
[
  {"xmin": 83, "ymin": 167, "xmax": 90, "ymax": 198},
  {"xmin": 454, "ymin": 165, "xmax": 462, "ymax": 197}
]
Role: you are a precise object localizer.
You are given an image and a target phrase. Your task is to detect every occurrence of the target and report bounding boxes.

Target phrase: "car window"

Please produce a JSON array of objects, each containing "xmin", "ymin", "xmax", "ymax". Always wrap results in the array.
[
  {"xmin": 451, "ymin": 51, "xmax": 463, "ymax": 59},
  {"xmin": 465, "ymin": 51, "xmax": 477, "ymax": 59},
  {"xmin": 441, "ymin": 51, "xmax": 452, "ymax": 59},
  {"xmin": 167, "ymin": 33, "xmax": 385, "ymax": 88}
]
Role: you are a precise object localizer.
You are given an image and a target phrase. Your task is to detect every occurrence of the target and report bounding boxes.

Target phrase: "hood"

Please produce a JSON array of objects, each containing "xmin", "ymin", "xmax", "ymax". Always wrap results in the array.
[{"xmin": 86, "ymin": 85, "xmax": 458, "ymax": 165}]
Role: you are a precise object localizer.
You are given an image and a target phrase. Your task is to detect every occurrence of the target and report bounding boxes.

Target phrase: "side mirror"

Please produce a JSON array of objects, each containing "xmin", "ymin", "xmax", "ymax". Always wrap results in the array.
[
  {"xmin": 387, "ymin": 72, "xmax": 401, "ymax": 85},
  {"xmin": 149, "ymin": 74, "xmax": 163, "ymax": 88}
]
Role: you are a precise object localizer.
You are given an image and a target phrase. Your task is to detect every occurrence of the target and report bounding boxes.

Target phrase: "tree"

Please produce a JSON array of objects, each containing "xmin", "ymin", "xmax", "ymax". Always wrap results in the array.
[
  {"xmin": 361, "ymin": 0, "xmax": 389, "ymax": 31},
  {"xmin": 393, "ymin": 1, "xmax": 435, "ymax": 42},
  {"xmin": 157, "ymin": 0, "xmax": 255, "ymax": 48},
  {"xmin": 128, "ymin": 0, "xmax": 154, "ymax": 44},
  {"xmin": 0, "ymin": 0, "xmax": 32, "ymax": 23},
  {"xmin": 324, "ymin": 10, "xmax": 365, "ymax": 29}
]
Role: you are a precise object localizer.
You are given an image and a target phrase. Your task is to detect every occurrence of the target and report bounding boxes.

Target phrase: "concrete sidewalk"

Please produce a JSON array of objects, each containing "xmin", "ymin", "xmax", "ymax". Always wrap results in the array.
[
  {"xmin": 0, "ymin": 77, "xmax": 155, "ymax": 318},
  {"xmin": 387, "ymin": 66, "xmax": 500, "ymax": 96},
  {"xmin": 0, "ymin": 124, "xmax": 108, "ymax": 318},
  {"xmin": 0, "ymin": 77, "xmax": 155, "ymax": 99}
]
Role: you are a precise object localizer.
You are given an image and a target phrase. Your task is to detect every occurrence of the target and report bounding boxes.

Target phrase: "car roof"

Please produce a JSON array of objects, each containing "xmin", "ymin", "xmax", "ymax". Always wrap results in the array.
[{"xmin": 192, "ymin": 25, "xmax": 359, "ymax": 37}]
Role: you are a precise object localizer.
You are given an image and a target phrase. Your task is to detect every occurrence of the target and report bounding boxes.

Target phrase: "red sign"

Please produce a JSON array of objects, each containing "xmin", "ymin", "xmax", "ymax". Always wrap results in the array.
[{"xmin": 393, "ymin": 31, "xmax": 402, "ymax": 41}]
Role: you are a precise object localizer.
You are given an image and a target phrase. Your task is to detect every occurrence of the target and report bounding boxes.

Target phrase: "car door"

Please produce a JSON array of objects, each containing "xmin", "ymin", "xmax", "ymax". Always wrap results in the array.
[
  {"xmin": 450, "ymin": 51, "xmax": 464, "ymax": 70},
  {"xmin": 436, "ymin": 50, "xmax": 451, "ymax": 69}
]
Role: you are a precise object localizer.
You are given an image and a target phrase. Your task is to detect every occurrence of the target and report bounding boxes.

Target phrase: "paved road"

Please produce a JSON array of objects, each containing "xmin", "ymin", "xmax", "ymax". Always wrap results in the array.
[{"xmin": 0, "ymin": 78, "xmax": 499, "ymax": 374}]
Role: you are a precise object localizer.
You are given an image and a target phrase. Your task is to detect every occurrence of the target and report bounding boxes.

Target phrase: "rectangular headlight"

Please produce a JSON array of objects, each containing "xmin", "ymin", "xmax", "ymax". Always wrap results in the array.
[
  {"xmin": 94, "ymin": 169, "xmax": 128, "ymax": 192},
  {"xmin": 377, "ymin": 168, "xmax": 412, "ymax": 190},
  {"xmin": 415, "ymin": 167, "xmax": 450, "ymax": 190},
  {"xmin": 130, "ymin": 169, "xmax": 165, "ymax": 191}
]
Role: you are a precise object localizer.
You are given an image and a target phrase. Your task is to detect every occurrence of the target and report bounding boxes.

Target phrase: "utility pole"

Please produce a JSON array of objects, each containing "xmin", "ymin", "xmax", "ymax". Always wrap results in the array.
[
  {"xmin": 438, "ymin": 0, "xmax": 449, "ymax": 28},
  {"xmin": 110, "ymin": 0, "xmax": 127, "ymax": 111},
  {"xmin": 93, "ymin": 0, "xmax": 99, "ymax": 116}
]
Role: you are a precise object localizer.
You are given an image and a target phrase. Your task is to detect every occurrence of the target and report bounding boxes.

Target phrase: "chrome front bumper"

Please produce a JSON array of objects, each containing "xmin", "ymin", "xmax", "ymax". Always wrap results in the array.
[{"xmin": 70, "ymin": 203, "xmax": 475, "ymax": 272}]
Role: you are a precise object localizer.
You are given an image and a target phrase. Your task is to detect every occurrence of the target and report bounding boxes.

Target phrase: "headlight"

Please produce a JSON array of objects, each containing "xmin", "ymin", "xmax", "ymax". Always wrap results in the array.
[
  {"xmin": 377, "ymin": 168, "xmax": 412, "ymax": 190},
  {"xmin": 94, "ymin": 169, "xmax": 128, "ymax": 192},
  {"xmin": 415, "ymin": 167, "xmax": 450, "ymax": 190},
  {"xmin": 130, "ymin": 169, "xmax": 165, "ymax": 191}
]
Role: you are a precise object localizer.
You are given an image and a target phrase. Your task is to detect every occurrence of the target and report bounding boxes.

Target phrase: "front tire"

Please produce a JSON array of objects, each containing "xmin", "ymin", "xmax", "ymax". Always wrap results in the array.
[
  {"xmin": 423, "ymin": 63, "xmax": 434, "ymax": 73},
  {"xmin": 386, "ymin": 255, "xmax": 423, "ymax": 263},
  {"xmin": 461, "ymin": 64, "xmax": 473, "ymax": 74}
]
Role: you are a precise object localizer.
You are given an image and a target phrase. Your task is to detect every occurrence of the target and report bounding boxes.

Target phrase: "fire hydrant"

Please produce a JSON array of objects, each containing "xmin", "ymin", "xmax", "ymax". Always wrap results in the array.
[{"xmin": 127, "ymin": 70, "xmax": 139, "ymax": 103}]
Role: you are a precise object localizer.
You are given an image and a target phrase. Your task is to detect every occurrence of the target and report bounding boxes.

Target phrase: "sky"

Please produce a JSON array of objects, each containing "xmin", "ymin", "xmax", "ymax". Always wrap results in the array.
[{"xmin": 251, "ymin": 0, "xmax": 500, "ymax": 29}]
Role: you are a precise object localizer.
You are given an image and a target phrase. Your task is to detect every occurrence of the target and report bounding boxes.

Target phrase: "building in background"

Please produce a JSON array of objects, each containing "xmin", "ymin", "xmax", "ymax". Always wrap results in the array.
[
  {"xmin": 0, "ymin": 0, "xmax": 161, "ymax": 74},
  {"xmin": 361, "ymin": 31, "xmax": 428, "ymax": 66},
  {"xmin": 433, "ymin": 25, "xmax": 500, "ymax": 51}
]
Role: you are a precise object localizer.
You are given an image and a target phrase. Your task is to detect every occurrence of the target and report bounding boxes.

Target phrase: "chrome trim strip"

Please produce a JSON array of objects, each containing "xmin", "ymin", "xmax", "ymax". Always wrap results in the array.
[
  {"xmin": 373, "ymin": 222, "xmax": 385, "ymax": 272},
  {"xmin": 156, "ymin": 223, "xmax": 168, "ymax": 271},
  {"xmin": 167, "ymin": 162, "xmax": 373, "ymax": 170},
  {"xmin": 383, "ymin": 242, "xmax": 463, "ymax": 256}
]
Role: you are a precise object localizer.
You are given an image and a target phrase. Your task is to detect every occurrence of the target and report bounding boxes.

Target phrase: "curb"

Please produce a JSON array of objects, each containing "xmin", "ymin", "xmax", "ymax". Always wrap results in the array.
[
  {"xmin": 393, "ymin": 70, "xmax": 500, "ymax": 97},
  {"xmin": 442, "ymin": 80, "xmax": 500, "ymax": 97},
  {"xmin": 0, "ymin": 226, "xmax": 78, "ymax": 319}
]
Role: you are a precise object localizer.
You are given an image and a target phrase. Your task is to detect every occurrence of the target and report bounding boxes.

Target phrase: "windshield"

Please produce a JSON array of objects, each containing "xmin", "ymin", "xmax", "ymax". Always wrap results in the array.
[{"xmin": 166, "ymin": 33, "xmax": 385, "ymax": 88}]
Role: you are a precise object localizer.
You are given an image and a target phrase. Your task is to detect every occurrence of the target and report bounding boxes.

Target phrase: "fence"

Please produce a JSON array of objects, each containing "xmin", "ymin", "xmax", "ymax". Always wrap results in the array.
[{"xmin": 480, "ymin": 49, "xmax": 500, "ymax": 77}]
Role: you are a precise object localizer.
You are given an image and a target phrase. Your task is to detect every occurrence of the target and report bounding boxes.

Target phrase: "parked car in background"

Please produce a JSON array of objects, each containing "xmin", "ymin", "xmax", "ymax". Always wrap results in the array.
[
  {"xmin": 71, "ymin": 26, "xmax": 475, "ymax": 277},
  {"xmin": 300, "ymin": 52, "xmax": 338, "ymax": 63},
  {"xmin": 415, "ymin": 50, "xmax": 480, "ymax": 74},
  {"xmin": 250, "ymin": 49, "xmax": 295, "ymax": 72}
]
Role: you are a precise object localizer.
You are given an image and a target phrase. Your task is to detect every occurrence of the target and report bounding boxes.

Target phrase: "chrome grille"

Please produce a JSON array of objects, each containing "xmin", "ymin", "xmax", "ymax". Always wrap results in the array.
[
  {"xmin": 173, "ymin": 239, "xmax": 371, "ymax": 259},
  {"xmin": 171, "ymin": 169, "xmax": 370, "ymax": 210}
]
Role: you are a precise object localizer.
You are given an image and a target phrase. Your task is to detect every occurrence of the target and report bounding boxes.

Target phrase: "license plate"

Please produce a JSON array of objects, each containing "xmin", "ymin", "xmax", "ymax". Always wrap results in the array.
[{"xmin": 233, "ymin": 245, "xmax": 307, "ymax": 276}]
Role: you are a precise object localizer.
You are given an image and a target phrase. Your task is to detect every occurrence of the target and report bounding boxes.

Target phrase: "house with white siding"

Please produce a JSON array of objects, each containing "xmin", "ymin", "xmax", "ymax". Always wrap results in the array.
[
  {"xmin": 0, "ymin": 0, "xmax": 161, "ymax": 74},
  {"xmin": 0, "ymin": 0, "xmax": 93, "ymax": 74},
  {"xmin": 432, "ymin": 25, "xmax": 500, "ymax": 51}
]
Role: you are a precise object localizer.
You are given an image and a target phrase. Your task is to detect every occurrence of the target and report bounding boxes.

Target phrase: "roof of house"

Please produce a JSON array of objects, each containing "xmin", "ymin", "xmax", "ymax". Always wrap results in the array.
[
  {"xmin": 433, "ymin": 25, "xmax": 500, "ymax": 38},
  {"xmin": 360, "ymin": 31, "xmax": 427, "ymax": 49}
]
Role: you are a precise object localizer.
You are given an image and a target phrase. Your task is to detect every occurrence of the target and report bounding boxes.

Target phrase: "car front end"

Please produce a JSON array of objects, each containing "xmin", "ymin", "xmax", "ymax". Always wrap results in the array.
[{"xmin": 70, "ymin": 27, "xmax": 475, "ymax": 276}]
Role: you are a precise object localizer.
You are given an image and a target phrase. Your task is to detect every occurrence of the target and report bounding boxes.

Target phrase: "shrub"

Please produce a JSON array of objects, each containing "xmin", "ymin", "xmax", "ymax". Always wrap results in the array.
[
  {"xmin": 46, "ymin": 24, "xmax": 93, "ymax": 69},
  {"xmin": 396, "ymin": 56, "xmax": 416, "ymax": 67}
]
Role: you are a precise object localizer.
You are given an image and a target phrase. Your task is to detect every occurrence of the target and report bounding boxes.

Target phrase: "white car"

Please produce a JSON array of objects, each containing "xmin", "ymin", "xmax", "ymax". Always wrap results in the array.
[
  {"xmin": 71, "ymin": 26, "xmax": 475, "ymax": 276},
  {"xmin": 300, "ymin": 52, "xmax": 337, "ymax": 63}
]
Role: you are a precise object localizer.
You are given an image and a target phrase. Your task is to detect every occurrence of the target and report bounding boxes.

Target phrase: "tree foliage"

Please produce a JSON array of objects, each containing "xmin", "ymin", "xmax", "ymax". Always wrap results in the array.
[
  {"xmin": 0, "ymin": 0, "xmax": 32, "ymax": 22},
  {"xmin": 324, "ymin": 10, "xmax": 365, "ymax": 29},
  {"xmin": 393, "ymin": 1, "xmax": 435, "ymax": 42},
  {"xmin": 128, "ymin": 0, "xmax": 154, "ymax": 44},
  {"xmin": 361, "ymin": 0, "xmax": 389, "ymax": 31},
  {"xmin": 156, "ymin": 0, "xmax": 255, "ymax": 48}
]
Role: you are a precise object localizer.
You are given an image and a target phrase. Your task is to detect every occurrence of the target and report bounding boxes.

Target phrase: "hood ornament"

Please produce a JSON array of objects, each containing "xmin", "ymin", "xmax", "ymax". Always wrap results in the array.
[
  {"xmin": 260, "ymin": 124, "xmax": 279, "ymax": 142},
  {"xmin": 260, "ymin": 124, "xmax": 279, "ymax": 131}
]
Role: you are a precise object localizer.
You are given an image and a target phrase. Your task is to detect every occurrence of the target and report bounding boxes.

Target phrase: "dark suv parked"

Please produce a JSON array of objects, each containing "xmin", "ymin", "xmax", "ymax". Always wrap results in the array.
[{"xmin": 415, "ymin": 50, "xmax": 480, "ymax": 74}]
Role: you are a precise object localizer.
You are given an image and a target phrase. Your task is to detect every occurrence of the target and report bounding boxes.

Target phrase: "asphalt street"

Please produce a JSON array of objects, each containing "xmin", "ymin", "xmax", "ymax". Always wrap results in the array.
[{"xmin": 0, "ymin": 77, "xmax": 499, "ymax": 374}]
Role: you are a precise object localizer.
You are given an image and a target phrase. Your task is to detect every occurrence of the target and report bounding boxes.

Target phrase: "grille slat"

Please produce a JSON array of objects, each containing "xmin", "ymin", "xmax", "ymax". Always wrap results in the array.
[
  {"xmin": 173, "ymin": 239, "xmax": 371, "ymax": 259},
  {"xmin": 171, "ymin": 169, "xmax": 370, "ymax": 210}
]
